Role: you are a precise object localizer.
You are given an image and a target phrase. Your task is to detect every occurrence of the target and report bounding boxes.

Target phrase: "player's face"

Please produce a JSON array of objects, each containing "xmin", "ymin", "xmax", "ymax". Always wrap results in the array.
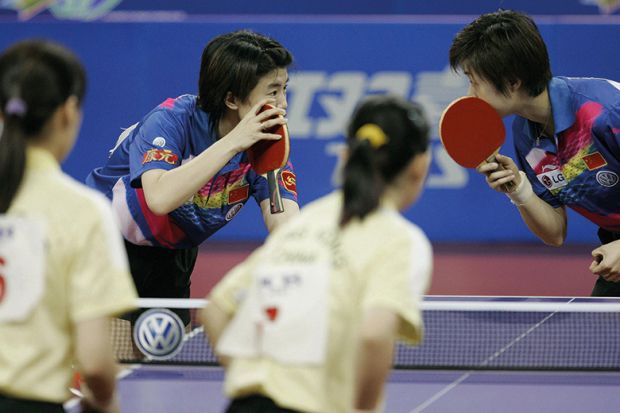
[
  {"xmin": 57, "ymin": 96, "xmax": 83, "ymax": 161},
  {"xmin": 238, "ymin": 68, "xmax": 288, "ymax": 118},
  {"xmin": 404, "ymin": 148, "xmax": 432, "ymax": 208},
  {"xmin": 464, "ymin": 70, "xmax": 517, "ymax": 117}
]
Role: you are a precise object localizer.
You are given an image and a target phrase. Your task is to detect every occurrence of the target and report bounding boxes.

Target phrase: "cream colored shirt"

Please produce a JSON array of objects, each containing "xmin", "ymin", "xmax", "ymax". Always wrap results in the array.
[
  {"xmin": 210, "ymin": 191, "xmax": 432, "ymax": 413},
  {"xmin": 0, "ymin": 147, "xmax": 137, "ymax": 403}
]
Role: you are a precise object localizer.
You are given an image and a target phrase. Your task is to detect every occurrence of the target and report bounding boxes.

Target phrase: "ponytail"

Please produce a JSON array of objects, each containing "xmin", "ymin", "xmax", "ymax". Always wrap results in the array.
[
  {"xmin": 339, "ymin": 95, "xmax": 430, "ymax": 227},
  {"xmin": 0, "ymin": 111, "xmax": 27, "ymax": 213},
  {"xmin": 340, "ymin": 139, "xmax": 384, "ymax": 226},
  {"xmin": 0, "ymin": 40, "xmax": 86, "ymax": 213}
]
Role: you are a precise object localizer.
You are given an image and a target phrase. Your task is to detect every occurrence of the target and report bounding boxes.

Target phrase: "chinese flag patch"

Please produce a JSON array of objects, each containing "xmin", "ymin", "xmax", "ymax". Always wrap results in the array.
[
  {"xmin": 582, "ymin": 152, "xmax": 607, "ymax": 171},
  {"xmin": 228, "ymin": 185, "xmax": 249, "ymax": 204}
]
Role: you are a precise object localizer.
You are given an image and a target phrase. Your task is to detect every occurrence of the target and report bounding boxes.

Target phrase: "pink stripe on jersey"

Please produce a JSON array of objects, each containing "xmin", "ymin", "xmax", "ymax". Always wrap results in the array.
[
  {"xmin": 558, "ymin": 102, "xmax": 603, "ymax": 161},
  {"xmin": 197, "ymin": 163, "xmax": 252, "ymax": 197},
  {"xmin": 159, "ymin": 98, "xmax": 176, "ymax": 109},
  {"xmin": 135, "ymin": 189, "xmax": 186, "ymax": 248}
]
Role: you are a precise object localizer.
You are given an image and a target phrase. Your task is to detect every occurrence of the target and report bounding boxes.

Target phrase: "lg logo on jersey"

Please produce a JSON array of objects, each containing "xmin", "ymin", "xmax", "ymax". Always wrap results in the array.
[{"xmin": 537, "ymin": 168, "xmax": 567, "ymax": 190}]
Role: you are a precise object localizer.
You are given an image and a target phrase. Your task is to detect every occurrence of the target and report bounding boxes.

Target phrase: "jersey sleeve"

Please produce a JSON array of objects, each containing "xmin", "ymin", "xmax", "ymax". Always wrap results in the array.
[
  {"xmin": 361, "ymin": 226, "xmax": 433, "ymax": 345},
  {"xmin": 249, "ymin": 160, "xmax": 298, "ymax": 205},
  {"xmin": 68, "ymin": 194, "xmax": 137, "ymax": 322},
  {"xmin": 128, "ymin": 109, "xmax": 186, "ymax": 188}
]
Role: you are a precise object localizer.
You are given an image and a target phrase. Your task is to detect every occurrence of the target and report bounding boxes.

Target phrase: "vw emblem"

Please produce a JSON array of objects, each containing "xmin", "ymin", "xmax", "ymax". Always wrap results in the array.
[
  {"xmin": 596, "ymin": 171, "xmax": 619, "ymax": 188},
  {"xmin": 133, "ymin": 308, "xmax": 185, "ymax": 360}
]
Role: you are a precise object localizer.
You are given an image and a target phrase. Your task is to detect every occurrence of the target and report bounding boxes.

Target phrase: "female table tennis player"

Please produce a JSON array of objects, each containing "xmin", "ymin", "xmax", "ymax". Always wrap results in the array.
[
  {"xmin": 201, "ymin": 95, "xmax": 433, "ymax": 413},
  {"xmin": 0, "ymin": 40, "xmax": 137, "ymax": 413},
  {"xmin": 450, "ymin": 10, "xmax": 620, "ymax": 296},
  {"xmin": 85, "ymin": 30, "xmax": 299, "ymax": 326}
]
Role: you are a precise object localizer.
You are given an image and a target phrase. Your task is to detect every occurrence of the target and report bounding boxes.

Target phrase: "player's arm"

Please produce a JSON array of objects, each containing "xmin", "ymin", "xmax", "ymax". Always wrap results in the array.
[
  {"xmin": 479, "ymin": 154, "xmax": 567, "ymax": 246},
  {"xmin": 142, "ymin": 100, "xmax": 285, "ymax": 215},
  {"xmin": 199, "ymin": 302, "xmax": 232, "ymax": 367},
  {"xmin": 141, "ymin": 138, "xmax": 239, "ymax": 215},
  {"xmin": 259, "ymin": 198, "xmax": 300, "ymax": 232},
  {"xmin": 74, "ymin": 316, "xmax": 120, "ymax": 413},
  {"xmin": 353, "ymin": 307, "xmax": 399, "ymax": 413}
]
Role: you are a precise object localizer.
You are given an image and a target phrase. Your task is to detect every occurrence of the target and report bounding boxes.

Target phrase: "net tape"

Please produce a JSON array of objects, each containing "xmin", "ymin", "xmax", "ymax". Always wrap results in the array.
[{"xmin": 112, "ymin": 297, "xmax": 620, "ymax": 371}]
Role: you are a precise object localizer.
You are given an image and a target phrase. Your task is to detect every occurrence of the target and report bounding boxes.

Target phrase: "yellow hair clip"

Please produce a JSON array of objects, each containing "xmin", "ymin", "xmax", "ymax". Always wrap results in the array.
[{"xmin": 355, "ymin": 123, "xmax": 388, "ymax": 148}]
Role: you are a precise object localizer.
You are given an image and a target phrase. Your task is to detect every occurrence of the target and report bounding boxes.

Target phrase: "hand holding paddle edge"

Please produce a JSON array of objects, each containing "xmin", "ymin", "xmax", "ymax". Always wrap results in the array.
[
  {"xmin": 224, "ymin": 98, "xmax": 286, "ymax": 153},
  {"xmin": 246, "ymin": 103, "xmax": 291, "ymax": 214}
]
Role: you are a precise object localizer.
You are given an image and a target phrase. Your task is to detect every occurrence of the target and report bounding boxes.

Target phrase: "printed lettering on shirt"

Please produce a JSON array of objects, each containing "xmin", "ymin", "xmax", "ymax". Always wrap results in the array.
[
  {"xmin": 228, "ymin": 185, "xmax": 249, "ymax": 204},
  {"xmin": 142, "ymin": 149, "xmax": 178, "ymax": 165},
  {"xmin": 582, "ymin": 152, "xmax": 607, "ymax": 171},
  {"xmin": 281, "ymin": 170, "xmax": 297, "ymax": 195},
  {"xmin": 537, "ymin": 165, "xmax": 567, "ymax": 190},
  {"xmin": 596, "ymin": 171, "xmax": 619, "ymax": 188},
  {"xmin": 217, "ymin": 262, "xmax": 330, "ymax": 365}
]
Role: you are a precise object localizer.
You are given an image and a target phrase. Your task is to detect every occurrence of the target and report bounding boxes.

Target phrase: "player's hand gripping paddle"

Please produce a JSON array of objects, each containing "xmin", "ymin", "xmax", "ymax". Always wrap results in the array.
[
  {"xmin": 247, "ymin": 104, "xmax": 290, "ymax": 214},
  {"xmin": 439, "ymin": 96, "xmax": 516, "ymax": 192}
]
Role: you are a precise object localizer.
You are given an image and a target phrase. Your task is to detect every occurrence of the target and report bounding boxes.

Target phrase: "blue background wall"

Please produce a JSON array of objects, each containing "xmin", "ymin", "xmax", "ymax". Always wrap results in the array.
[{"xmin": 1, "ymin": 1, "xmax": 619, "ymax": 242}]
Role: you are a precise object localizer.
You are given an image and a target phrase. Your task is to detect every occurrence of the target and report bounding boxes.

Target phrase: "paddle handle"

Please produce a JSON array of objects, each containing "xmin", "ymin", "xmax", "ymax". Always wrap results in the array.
[
  {"xmin": 485, "ymin": 154, "xmax": 517, "ymax": 192},
  {"xmin": 267, "ymin": 169, "xmax": 284, "ymax": 214}
]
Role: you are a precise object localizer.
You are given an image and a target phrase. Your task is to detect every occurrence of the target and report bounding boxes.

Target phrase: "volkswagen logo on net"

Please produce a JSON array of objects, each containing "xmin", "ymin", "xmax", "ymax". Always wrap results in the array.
[{"xmin": 133, "ymin": 308, "xmax": 185, "ymax": 360}]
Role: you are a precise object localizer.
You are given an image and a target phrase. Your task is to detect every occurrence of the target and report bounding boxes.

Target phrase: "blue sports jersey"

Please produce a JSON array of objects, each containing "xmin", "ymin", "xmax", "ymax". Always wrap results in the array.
[
  {"xmin": 514, "ymin": 77, "xmax": 620, "ymax": 232},
  {"xmin": 86, "ymin": 95, "xmax": 297, "ymax": 248}
]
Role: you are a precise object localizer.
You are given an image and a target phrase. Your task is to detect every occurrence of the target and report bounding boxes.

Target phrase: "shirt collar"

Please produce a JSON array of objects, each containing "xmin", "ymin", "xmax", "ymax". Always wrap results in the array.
[
  {"xmin": 547, "ymin": 77, "xmax": 575, "ymax": 135},
  {"xmin": 26, "ymin": 146, "xmax": 60, "ymax": 172},
  {"xmin": 519, "ymin": 77, "xmax": 576, "ymax": 153}
]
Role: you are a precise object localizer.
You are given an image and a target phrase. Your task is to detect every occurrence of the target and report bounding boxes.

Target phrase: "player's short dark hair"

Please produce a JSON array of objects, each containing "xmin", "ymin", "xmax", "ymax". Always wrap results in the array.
[
  {"xmin": 449, "ymin": 10, "xmax": 552, "ymax": 97},
  {"xmin": 197, "ymin": 30, "xmax": 293, "ymax": 133}
]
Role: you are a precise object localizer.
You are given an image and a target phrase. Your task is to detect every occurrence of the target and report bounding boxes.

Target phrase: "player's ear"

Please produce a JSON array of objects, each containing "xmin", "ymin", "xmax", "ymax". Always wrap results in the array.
[
  {"xmin": 412, "ymin": 150, "xmax": 431, "ymax": 180},
  {"xmin": 224, "ymin": 91, "xmax": 239, "ymax": 110},
  {"xmin": 509, "ymin": 79, "xmax": 523, "ymax": 93},
  {"xmin": 51, "ymin": 95, "xmax": 80, "ymax": 130}
]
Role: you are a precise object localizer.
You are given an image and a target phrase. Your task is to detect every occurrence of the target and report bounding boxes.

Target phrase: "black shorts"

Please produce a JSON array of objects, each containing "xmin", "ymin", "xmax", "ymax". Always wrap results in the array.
[
  {"xmin": 0, "ymin": 393, "xmax": 63, "ymax": 413},
  {"xmin": 122, "ymin": 240, "xmax": 199, "ymax": 325},
  {"xmin": 591, "ymin": 228, "xmax": 620, "ymax": 297},
  {"xmin": 226, "ymin": 395, "xmax": 302, "ymax": 413}
]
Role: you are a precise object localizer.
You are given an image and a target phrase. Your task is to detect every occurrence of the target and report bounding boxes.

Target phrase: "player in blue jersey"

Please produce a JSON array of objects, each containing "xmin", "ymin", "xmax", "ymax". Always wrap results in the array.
[
  {"xmin": 86, "ymin": 30, "xmax": 300, "ymax": 323},
  {"xmin": 449, "ymin": 10, "xmax": 620, "ymax": 295}
]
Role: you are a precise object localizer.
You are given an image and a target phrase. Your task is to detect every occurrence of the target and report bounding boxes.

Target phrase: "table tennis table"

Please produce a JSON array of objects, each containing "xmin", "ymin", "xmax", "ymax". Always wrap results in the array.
[{"xmin": 68, "ymin": 296, "xmax": 620, "ymax": 413}]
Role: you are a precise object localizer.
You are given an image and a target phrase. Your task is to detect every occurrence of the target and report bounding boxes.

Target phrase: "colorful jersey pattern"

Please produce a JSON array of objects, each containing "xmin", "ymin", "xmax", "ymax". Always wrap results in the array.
[
  {"xmin": 514, "ymin": 77, "xmax": 620, "ymax": 232},
  {"xmin": 86, "ymin": 95, "xmax": 297, "ymax": 248}
]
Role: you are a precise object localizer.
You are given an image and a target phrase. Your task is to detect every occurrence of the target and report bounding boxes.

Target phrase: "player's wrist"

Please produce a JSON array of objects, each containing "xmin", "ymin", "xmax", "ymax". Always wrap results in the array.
[{"xmin": 506, "ymin": 171, "xmax": 534, "ymax": 206}]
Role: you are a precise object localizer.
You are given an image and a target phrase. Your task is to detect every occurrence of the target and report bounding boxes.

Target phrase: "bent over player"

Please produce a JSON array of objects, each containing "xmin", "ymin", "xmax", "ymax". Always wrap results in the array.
[
  {"xmin": 450, "ymin": 10, "xmax": 620, "ymax": 295},
  {"xmin": 86, "ymin": 30, "xmax": 299, "ymax": 324}
]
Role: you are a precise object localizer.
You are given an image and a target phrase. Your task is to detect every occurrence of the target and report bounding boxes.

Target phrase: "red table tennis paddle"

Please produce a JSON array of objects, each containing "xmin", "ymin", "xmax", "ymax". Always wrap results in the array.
[
  {"xmin": 439, "ymin": 96, "xmax": 516, "ymax": 192},
  {"xmin": 247, "ymin": 104, "xmax": 290, "ymax": 214}
]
